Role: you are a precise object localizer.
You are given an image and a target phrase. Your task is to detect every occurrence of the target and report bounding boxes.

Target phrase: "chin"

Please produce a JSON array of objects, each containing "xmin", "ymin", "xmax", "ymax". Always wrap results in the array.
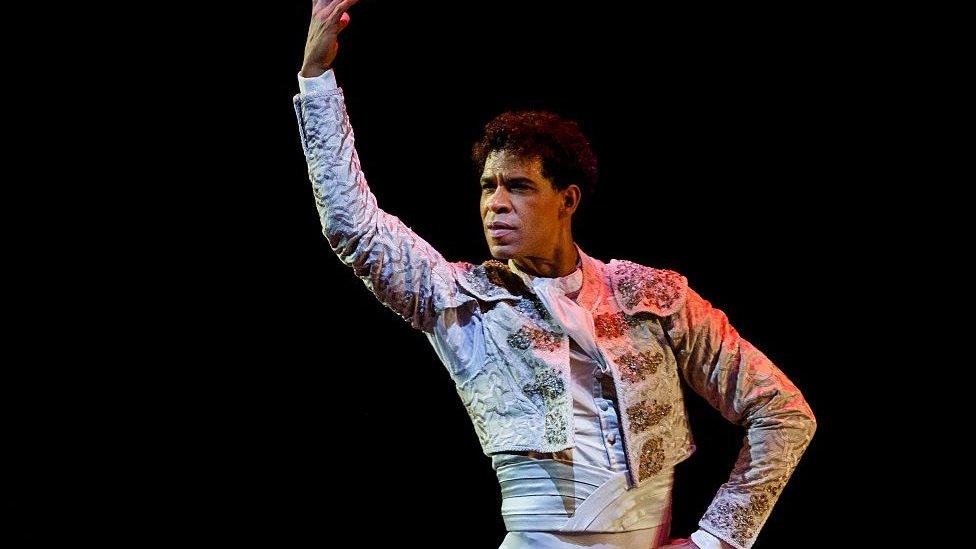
[{"xmin": 487, "ymin": 242, "xmax": 518, "ymax": 260}]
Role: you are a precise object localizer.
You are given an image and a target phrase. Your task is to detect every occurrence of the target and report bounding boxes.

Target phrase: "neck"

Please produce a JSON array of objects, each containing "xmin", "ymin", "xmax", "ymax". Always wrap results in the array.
[{"xmin": 512, "ymin": 233, "xmax": 579, "ymax": 278}]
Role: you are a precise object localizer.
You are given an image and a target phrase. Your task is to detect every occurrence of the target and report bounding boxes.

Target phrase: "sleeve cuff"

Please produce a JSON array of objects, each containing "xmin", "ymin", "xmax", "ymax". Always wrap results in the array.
[
  {"xmin": 691, "ymin": 529, "xmax": 735, "ymax": 549},
  {"xmin": 297, "ymin": 68, "xmax": 337, "ymax": 95}
]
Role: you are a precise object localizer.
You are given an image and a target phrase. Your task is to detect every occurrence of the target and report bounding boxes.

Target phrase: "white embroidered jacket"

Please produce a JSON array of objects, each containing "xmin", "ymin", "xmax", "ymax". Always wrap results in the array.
[{"xmin": 293, "ymin": 75, "xmax": 816, "ymax": 549}]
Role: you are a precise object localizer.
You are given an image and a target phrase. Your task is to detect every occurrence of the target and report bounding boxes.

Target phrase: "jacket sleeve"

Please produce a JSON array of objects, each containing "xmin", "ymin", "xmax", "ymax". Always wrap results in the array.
[
  {"xmin": 293, "ymin": 85, "xmax": 470, "ymax": 333},
  {"xmin": 665, "ymin": 286, "xmax": 817, "ymax": 549}
]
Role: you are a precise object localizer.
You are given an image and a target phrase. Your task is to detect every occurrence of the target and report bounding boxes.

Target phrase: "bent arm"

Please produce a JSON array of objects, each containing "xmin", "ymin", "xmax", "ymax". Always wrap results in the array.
[{"xmin": 668, "ymin": 287, "xmax": 817, "ymax": 549}]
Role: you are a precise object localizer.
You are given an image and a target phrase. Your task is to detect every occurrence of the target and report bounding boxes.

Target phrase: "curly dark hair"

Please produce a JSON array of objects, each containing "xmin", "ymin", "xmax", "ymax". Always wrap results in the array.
[{"xmin": 471, "ymin": 110, "xmax": 598, "ymax": 198}]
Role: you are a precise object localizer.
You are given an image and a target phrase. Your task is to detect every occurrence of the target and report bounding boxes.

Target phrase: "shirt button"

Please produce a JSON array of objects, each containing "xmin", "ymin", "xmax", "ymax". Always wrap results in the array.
[
  {"xmin": 598, "ymin": 400, "xmax": 609, "ymax": 411},
  {"xmin": 607, "ymin": 433, "xmax": 616, "ymax": 444}
]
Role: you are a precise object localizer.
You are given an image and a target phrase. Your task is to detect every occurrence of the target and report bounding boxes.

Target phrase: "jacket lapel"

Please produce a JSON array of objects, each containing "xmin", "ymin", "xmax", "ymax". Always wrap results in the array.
[{"xmin": 455, "ymin": 259, "xmax": 528, "ymax": 302}]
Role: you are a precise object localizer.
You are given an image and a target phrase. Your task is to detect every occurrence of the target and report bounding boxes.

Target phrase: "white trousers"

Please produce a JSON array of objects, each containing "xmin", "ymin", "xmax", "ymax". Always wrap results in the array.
[{"xmin": 499, "ymin": 525, "xmax": 672, "ymax": 549}]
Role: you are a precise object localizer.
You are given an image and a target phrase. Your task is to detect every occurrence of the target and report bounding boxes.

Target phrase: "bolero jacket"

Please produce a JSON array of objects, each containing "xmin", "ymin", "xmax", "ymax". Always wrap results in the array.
[{"xmin": 294, "ymin": 84, "xmax": 816, "ymax": 549}]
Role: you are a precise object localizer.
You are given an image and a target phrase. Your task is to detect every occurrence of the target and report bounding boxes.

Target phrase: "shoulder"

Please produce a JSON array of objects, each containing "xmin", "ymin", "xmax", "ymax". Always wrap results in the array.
[{"xmin": 606, "ymin": 259, "xmax": 688, "ymax": 317}]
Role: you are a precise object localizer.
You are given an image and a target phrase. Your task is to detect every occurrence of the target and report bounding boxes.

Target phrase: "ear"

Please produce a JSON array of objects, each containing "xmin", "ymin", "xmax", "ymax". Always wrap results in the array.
[{"xmin": 561, "ymin": 184, "xmax": 581, "ymax": 216}]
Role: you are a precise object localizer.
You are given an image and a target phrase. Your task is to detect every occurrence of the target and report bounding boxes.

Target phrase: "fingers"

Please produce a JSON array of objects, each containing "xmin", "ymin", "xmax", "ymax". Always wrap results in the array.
[
  {"xmin": 313, "ymin": 0, "xmax": 351, "ymax": 16},
  {"xmin": 328, "ymin": 0, "xmax": 360, "ymax": 22},
  {"xmin": 312, "ymin": 0, "xmax": 358, "ymax": 29},
  {"xmin": 337, "ymin": 12, "xmax": 351, "ymax": 33}
]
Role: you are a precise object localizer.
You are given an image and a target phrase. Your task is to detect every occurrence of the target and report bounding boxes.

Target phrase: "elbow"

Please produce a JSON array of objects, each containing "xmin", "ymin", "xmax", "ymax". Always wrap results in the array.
[
  {"xmin": 779, "ymin": 406, "xmax": 817, "ymax": 454},
  {"xmin": 805, "ymin": 406, "xmax": 817, "ymax": 441},
  {"xmin": 788, "ymin": 399, "xmax": 817, "ymax": 449},
  {"xmin": 786, "ymin": 394, "xmax": 817, "ymax": 445},
  {"xmin": 795, "ymin": 390, "xmax": 817, "ymax": 440},
  {"xmin": 749, "ymin": 393, "xmax": 818, "ymax": 447},
  {"xmin": 800, "ymin": 412, "xmax": 817, "ymax": 448}
]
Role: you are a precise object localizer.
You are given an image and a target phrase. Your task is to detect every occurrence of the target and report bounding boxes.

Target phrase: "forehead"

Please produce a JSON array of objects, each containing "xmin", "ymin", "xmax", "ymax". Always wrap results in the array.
[{"xmin": 480, "ymin": 150, "xmax": 544, "ymax": 180}]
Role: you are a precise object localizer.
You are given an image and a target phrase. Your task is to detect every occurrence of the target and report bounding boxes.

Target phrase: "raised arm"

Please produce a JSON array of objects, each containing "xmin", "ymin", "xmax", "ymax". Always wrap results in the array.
[
  {"xmin": 294, "ymin": 1, "xmax": 468, "ymax": 332},
  {"xmin": 666, "ymin": 286, "xmax": 817, "ymax": 549}
]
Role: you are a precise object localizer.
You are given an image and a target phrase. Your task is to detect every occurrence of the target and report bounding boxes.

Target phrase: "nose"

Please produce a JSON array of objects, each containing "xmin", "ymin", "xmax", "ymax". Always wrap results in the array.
[{"xmin": 486, "ymin": 187, "xmax": 512, "ymax": 214}]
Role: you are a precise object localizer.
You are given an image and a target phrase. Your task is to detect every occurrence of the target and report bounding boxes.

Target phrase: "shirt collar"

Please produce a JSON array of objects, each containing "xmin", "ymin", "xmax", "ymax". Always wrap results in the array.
[{"xmin": 508, "ymin": 246, "xmax": 584, "ymax": 296}]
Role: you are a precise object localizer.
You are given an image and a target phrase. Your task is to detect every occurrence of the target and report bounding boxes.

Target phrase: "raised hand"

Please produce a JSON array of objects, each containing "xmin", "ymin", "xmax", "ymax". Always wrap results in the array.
[{"xmin": 301, "ymin": 0, "xmax": 360, "ymax": 77}]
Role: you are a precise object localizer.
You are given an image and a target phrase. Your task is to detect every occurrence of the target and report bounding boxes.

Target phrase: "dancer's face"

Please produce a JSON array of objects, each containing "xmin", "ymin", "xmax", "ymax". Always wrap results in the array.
[{"xmin": 479, "ymin": 150, "xmax": 576, "ymax": 261}]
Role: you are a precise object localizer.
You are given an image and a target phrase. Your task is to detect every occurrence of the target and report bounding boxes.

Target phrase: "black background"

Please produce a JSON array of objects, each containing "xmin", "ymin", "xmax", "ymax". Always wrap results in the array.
[{"xmin": 12, "ymin": 2, "xmax": 899, "ymax": 546}]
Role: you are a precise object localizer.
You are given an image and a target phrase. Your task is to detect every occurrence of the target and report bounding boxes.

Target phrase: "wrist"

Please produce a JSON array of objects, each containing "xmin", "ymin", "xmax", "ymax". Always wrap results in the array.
[{"xmin": 299, "ymin": 64, "xmax": 328, "ymax": 78}]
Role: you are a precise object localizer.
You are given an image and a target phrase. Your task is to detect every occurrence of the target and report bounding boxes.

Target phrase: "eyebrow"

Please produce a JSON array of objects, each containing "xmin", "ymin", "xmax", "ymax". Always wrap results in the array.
[{"xmin": 479, "ymin": 176, "xmax": 536, "ymax": 186}]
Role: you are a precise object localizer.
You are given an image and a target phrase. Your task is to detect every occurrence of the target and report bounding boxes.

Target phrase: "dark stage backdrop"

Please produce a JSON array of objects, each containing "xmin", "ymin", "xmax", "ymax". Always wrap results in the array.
[
  {"xmin": 195, "ymin": 2, "xmax": 877, "ymax": 547},
  {"xmin": 14, "ymin": 2, "xmax": 890, "ymax": 546}
]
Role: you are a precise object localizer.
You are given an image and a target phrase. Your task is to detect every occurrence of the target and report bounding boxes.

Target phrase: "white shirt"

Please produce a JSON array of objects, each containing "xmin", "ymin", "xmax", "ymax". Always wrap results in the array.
[{"xmin": 502, "ymin": 250, "xmax": 730, "ymax": 548}]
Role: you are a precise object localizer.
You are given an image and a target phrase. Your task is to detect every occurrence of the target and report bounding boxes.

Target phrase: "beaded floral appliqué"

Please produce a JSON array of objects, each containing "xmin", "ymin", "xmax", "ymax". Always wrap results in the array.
[
  {"xmin": 543, "ymin": 408, "xmax": 567, "ymax": 445},
  {"xmin": 483, "ymin": 260, "xmax": 529, "ymax": 293},
  {"xmin": 522, "ymin": 367, "xmax": 565, "ymax": 405},
  {"xmin": 507, "ymin": 326, "xmax": 561, "ymax": 352},
  {"xmin": 593, "ymin": 312, "xmax": 639, "ymax": 339},
  {"xmin": 638, "ymin": 437, "xmax": 666, "ymax": 480},
  {"xmin": 612, "ymin": 262, "xmax": 684, "ymax": 312},
  {"xmin": 703, "ymin": 475, "xmax": 790, "ymax": 546},
  {"xmin": 626, "ymin": 400, "xmax": 672, "ymax": 433},
  {"xmin": 522, "ymin": 366, "xmax": 568, "ymax": 445},
  {"xmin": 458, "ymin": 259, "xmax": 529, "ymax": 300},
  {"xmin": 615, "ymin": 350, "xmax": 664, "ymax": 383},
  {"xmin": 515, "ymin": 297, "xmax": 551, "ymax": 322}
]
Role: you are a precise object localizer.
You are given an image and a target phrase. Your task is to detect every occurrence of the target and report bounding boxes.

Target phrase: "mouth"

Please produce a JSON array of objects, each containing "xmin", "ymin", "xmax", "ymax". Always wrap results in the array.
[
  {"xmin": 486, "ymin": 221, "xmax": 517, "ymax": 240},
  {"xmin": 487, "ymin": 221, "xmax": 516, "ymax": 229},
  {"xmin": 485, "ymin": 219, "xmax": 517, "ymax": 240}
]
